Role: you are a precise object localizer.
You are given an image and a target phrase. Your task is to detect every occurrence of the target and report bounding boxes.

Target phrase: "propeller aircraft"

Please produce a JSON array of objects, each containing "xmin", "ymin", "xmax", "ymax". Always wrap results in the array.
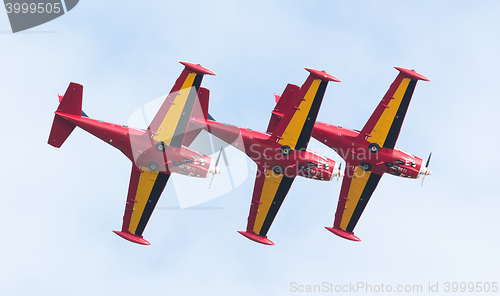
[
  {"xmin": 188, "ymin": 67, "xmax": 344, "ymax": 245},
  {"xmin": 312, "ymin": 67, "xmax": 432, "ymax": 241},
  {"xmin": 48, "ymin": 61, "xmax": 220, "ymax": 245}
]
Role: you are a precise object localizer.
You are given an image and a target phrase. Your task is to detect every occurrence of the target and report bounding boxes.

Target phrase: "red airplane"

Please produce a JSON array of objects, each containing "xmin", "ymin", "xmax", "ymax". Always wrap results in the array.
[
  {"xmin": 188, "ymin": 67, "xmax": 344, "ymax": 245},
  {"xmin": 48, "ymin": 61, "xmax": 221, "ymax": 245},
  {"xmin": 311, "ymin": 67, "xmax": 432, "ymax": 242}
]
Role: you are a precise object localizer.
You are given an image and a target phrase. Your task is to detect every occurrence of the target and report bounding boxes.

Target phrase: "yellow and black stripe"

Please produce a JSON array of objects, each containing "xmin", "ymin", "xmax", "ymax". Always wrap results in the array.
[
  {"xmin": 259, "ymin": 176, "xmax": 294, "ymax": 236},
  {"xmin": 364, "ymin": 77, "xmax": 417, "ymax": 150},
  {"xmin": 383, "ymin": 79, "xmax": 416, "ymax": 149},
  {"xmin": 248, "ymin": 169, "xmax": 295, "ymax": 236},
  {"xmin": 335, "ymin": 167, "xmax": 382, "ymax": 232},
  {"xmin": 126, "ymin": 170, "xmax": 170, "ymax": 236},
  {"xmin": 151, "ymin": 72, "xmax": 203, "ymax": 148},
  {"xmin": 277, "ymin": 78, "xmax": 328, "ymax": 151}
]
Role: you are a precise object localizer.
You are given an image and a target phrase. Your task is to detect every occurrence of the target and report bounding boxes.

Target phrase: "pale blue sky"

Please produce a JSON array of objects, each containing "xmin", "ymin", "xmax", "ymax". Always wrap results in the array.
[{"xmin": 1, "ymin": 1, "xmax": 499, "ymax": 295}]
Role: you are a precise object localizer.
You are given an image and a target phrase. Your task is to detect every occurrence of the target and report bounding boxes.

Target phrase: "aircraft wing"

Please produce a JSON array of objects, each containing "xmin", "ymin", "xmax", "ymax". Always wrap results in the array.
[
  {"xmin": 325, "ymin": 167, "xmax": 382, "ymax": 241},
  {"xmin": 148, "ymin": 61, "xmax": 215, "ymax": 148},
  {"xmin": 238, "ymin": 164, "xmax": 295, "ymax": 245},
  {"xmin": 270, "ymin": 68, "xmax": 340, "ymax": 151},
  {"xmin": 359, "ymin": 67, "xmax": 429, "ymax": 150},
  {"xmin": 113, "ymin": 166, "xmax": 170, "ymax": 245}
]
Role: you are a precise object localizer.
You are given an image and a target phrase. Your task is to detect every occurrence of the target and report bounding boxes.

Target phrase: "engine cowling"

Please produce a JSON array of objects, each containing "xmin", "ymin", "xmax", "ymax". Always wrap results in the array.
[
  {"xmin": 298, "ymin": 158, "xmax": 343, "ymax": 181},
  {"xmin": 385, "ymin": 154, "xmax": 421, "ymax": 179},
  {"xmin": 134, "ymin": 144, "xmax": 221, "ymax": 178}
]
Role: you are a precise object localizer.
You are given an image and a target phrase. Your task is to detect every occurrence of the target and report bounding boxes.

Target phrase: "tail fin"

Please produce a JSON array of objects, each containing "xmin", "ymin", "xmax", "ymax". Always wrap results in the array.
[
  {"xmin": 266, "ymin": 83, "xmax": 300, "ymax": 133},
  {"xmin": 196, "ymin": 87, "xmax": 216, "ymax": 121},
  {"xmin": 183, "ymin": 87, "xmax": 211, "ymax": 147},
  {"xmin": 47, "ymin": 83, "xmax": 83, "ymax": 148},
  {"xmin": 146, "ymin": 62, "xmax": 215, "ymax": 148},
  {"xmin": 193, "ymin": 87, "xmax": 210, "ymax": 122},
  {"xmin": 268, "ymin": 68, "xmax": 340, "ymax": 151},
  {"xmin": 56, "ymin": 82, "xmax": 83, "ymax": 116}
]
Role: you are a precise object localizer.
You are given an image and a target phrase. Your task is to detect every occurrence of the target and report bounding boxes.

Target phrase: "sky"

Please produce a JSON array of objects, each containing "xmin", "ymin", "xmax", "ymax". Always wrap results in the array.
[{"xmin": 1, "ymin": 1, "xmax": 499, "ymax": 295}]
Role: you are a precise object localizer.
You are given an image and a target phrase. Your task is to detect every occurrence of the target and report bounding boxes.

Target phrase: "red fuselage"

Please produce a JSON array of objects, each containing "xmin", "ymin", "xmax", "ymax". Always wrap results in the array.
[
  {"xmin": 191, "ymin": 118, "xmax": 342, "ymax": 180},
  {"xmin": 57, "ymin": 112, "xmax": 217, "ymax": 177},
  {"xmin": 313, "ymin": 122, "xmax": 428, "ymax": 178}
]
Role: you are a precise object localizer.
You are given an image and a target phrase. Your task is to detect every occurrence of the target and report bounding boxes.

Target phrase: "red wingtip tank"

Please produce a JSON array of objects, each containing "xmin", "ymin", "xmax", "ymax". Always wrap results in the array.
[
  {"xmin": 113, "ymin": 231, "xmax": 151, "ymax": 245},
  {"xmin": 237, "ymin": 231, "xmax": 275, "ymax": 245},
  {"xmin": 179, "ymin": 61, "xmax": 217, "ymax": 76},
  {"xmin": 324, "ymin": 227, "xmax": 361, "ymax": 242},
  {"xmin": 394, "ymin": 67, "xmax": 429, "ymax": 81},
  {"xmin": 305, "ymin": 67, "xmax": 341, "ymax": 82}
]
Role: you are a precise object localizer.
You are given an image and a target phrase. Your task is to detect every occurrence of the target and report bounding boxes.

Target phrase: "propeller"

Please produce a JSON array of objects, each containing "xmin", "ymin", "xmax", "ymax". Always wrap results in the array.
[
  {"xmin": 208, "ymin": 148, "xmax": 223, "ymax": 191},
  {"xmin": 421, "ymin": 152, "xmax": 432, "ymax": 186},
  {"xmin": 337, "ymin": 162, "xmax": 342, "ymax": 182}
]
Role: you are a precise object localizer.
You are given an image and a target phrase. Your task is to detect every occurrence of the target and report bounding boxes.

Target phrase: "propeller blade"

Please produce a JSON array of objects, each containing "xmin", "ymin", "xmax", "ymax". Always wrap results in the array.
[
  {"xmin": 208, "ymin": 174, "xmax": 215, "ymax": 191},
  {"xmin": 421, "ymin": 152, "xmax": 432, "ymax": 187},
  {"xmin": 208, "ymin": 148, "xmax": 224, "ymax": 192},
  {"xmin": 221, "ymin": 147, "xmax": 230, "ymax": 167},
  {"xmin": 337, "ymin": 162, "xmax": 342, "ymax": 182},
  {"xmin": 215, "ymin": 148, "xmax": 222, "ymax": 167}
]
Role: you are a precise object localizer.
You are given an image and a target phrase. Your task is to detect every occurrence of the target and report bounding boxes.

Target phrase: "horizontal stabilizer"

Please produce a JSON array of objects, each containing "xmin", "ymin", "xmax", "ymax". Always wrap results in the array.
[
  {"xmin": 47, "ymin": 115, "xmax": 76, "ymax": 148},
  {"xmin": 47, "ymin": 82, "xmax": 84, "ymax": 147},
  {"xmin": 57, "ymin": 82, "xmax": 83, "ymax": 116}
]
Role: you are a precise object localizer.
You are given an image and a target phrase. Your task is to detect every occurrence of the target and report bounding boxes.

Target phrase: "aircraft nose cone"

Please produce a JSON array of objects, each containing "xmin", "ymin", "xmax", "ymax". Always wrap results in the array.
[
  {"xmin": 208, "ymin": 160, "xmax": 222, "ymax": 175},
  {"xmin": 426, "ymin": 168, "xmax": 432, "ymax": 175}
]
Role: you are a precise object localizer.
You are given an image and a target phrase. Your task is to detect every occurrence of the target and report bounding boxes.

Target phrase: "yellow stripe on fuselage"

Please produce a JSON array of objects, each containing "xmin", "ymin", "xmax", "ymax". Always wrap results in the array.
[
  {"xmin": 368, "ymin": 78, "xmax": 410, "ymax": 146},
  {"xmin": 253, "ymin": 170, "xmax": 284, "ymax": 235},
  {"xmin": 340, "ymin": 167, "xmax": 371, "ymax": 230},
  {"xmin": 278, "ymin": 79, "xmax": 321, "ymax": 149},
  {"xmin": 153, "ymin": 72, "xmax": 197, "ymax": 145},
  {"xmin": 129, "ymin": 170, "xmax": 159, "ymax": 234}
]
